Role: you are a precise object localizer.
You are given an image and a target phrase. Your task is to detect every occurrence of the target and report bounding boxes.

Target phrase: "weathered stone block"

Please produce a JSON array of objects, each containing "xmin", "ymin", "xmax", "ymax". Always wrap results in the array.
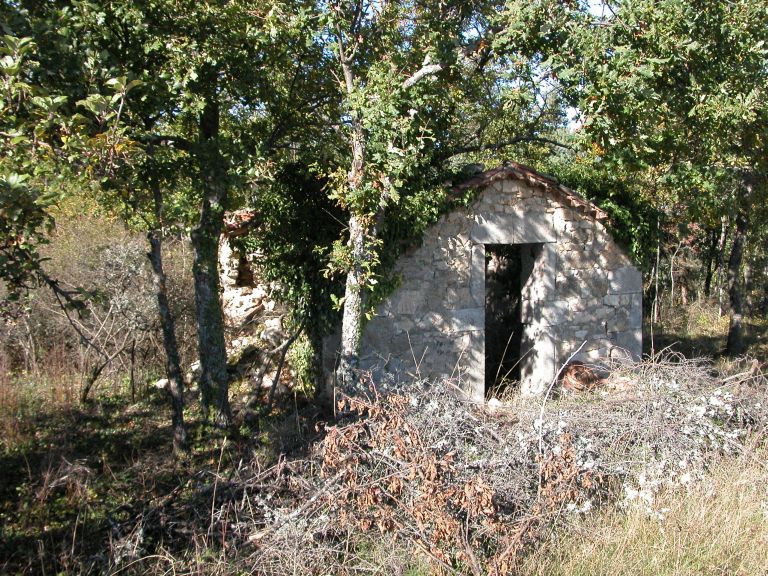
[
  {"xmin": 448, "ymin": 307, "xmax": 484, "ymax": 333},
  {"xmin": 502, "ymin": 180, "xmax": 521, "ymax": 194},
  {"xmin": 608, "ymin": 265, "xmax": 643, "ymax": 294},
  {"xmin": 556, "ymin": 271, "xmax": 582, "ymax": 299},
  {"xmin": 444, "ymin": 285, "xmax": 472, "ymax": 309},
  {"xmin": 603, "ymin": 294, "xmax": 621, "ymax": 307},
  {"xmin": 540, "ymin": 300, "xmax": 570, "ymax": 325},
  {"xmin": 520, "ymin": 328, "xmax": 556, "ymax": 396},
  {"xmin": 598, "ymin": 241, "xmax": 630, "ymax": 269},
  {"xmin": 393, "ymin": 317, "xmax": 415, "ymax": 332},
  {"xmin": 469, "ymin": 243, "xmax": 485, "ymax": 306},
  {"xmin": 416, "ymin": 311, "xmax": 446, "ymax": 331},
  {"xmin": 629, "ymin": 293, "xmax": 643, "ymax": 329},
  {"xmin": 470, "ymin": 210, "xmax": 556, "ymax": 244},
  {"xmin": 607, "ymin": 316, "xmax": 630, "ymax": 332},
  {"xmin": 565, "ymin": 296, "xmax": 590, "ymax": 312},
  {"xmin": 394, "ymin": 289, "xmax": 426, "ymax": 315}
]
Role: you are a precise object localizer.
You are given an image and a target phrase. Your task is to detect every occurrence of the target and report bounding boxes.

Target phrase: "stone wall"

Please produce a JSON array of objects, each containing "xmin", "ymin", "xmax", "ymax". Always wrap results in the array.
[
  {"xmin": 325, "ymin": 166, "xmax": 642, "ymax": 400},
  {"xmin": 219, "ymin": 238, "xmax": 286, "ymax": 349}
]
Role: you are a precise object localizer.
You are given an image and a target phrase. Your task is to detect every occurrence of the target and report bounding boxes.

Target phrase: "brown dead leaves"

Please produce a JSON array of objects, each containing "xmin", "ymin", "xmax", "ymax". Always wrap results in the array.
[
  {"xmin": 320, "ymin": 393, "xmax": 503, "ymax": 569},
  {"xmin": 317, "ymin": 392, "xmax": 601, "ymax": 575}
]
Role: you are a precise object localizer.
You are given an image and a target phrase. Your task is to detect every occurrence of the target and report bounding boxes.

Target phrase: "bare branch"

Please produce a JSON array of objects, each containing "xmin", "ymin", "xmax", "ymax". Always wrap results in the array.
[
  {"xmin": 262, "ymin": 320, "xmax": 305, "ymax": 417},
  {"xmin": 402, "ymin": 63, "xmax": 446, "ymax": 89}
]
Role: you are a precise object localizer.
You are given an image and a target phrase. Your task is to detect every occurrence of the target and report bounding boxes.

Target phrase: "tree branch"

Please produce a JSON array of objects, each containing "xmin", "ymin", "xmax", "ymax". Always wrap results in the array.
[
  {"xmin": 262, "ymin": 320, "xmax": 305, "ymax": 417},
  {"xmin": 138, "ymin": 134, "xmax": 193, "ymax": 152},
  {"xmin": 402, "ymin": 63, "xmax": 446, "ymax": 89}
]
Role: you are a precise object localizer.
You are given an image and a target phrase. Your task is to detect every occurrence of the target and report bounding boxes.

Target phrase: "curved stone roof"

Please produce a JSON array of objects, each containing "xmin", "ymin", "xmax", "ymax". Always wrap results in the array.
[
  {"xmin": 223, "ymin": 209, "xmax": 261, "ymax": 238},
  {"xmin": 454, "ymin": 162, "xmax": 608, "ymax": 221}
]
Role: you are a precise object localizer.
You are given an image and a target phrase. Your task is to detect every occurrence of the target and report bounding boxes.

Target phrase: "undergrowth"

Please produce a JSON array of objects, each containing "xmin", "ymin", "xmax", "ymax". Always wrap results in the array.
[{"xmin": 1, "ymin": 352, "xmax": 766, "ymax": 575}]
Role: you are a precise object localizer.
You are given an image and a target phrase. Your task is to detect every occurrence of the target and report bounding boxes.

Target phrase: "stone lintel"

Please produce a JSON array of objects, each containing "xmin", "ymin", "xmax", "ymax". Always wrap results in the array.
[{"xmin": 470, "ymin": 212, "xmax": 556, "ymax": 244}]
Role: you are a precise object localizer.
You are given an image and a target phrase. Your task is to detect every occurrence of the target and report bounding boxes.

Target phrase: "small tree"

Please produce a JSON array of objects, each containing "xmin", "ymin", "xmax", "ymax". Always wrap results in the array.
[
  {"xmin": 0, "ymin": 32, "xmax": 76, "ymax": 311},
  {"xmin": 316, "ymin": 0, "xmax": 503, "ymax": 390}
]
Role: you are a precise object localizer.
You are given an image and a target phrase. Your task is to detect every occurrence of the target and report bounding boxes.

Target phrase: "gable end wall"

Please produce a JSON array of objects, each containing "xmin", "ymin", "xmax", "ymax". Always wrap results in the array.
[{"xmin": 327, "ymin": 177, "xmax": 642, "ymax": 399}]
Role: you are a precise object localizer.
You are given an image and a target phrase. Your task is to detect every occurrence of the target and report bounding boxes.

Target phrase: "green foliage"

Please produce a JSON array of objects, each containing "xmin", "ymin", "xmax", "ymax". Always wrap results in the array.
[
  {"xmin": 241, "ymin": 163, "xmax": 345, "ymax": 331},
  {"xmin": 0, "ymin": 33, "xmax": 63, "ymax": 303},
  {"xmin": 573, "ymin": 0, "xmax": 767, "ymax": 165},
  {"xmin": 286, "ymin": 335, "xmax": 317, "ymax": 395},
  {"xmin": 563, "ymin": 0, "xmax": 768, "ymax": 218}
]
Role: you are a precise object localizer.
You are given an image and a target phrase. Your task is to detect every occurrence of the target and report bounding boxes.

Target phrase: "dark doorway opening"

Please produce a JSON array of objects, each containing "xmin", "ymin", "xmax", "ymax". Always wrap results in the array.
[
  {"xmin": 235, "ymin": 254, "xmax": 255, "ymax": 287},
  {"xmin": 484, "ymin": 243, "xmax": 539, "ymax": 396}
]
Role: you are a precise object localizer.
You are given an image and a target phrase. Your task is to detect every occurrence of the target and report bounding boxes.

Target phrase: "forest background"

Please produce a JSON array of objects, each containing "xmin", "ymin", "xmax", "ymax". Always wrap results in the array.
[{"xmin": 1, "ymin": 0, "xmax": 766, "ymax": 574}]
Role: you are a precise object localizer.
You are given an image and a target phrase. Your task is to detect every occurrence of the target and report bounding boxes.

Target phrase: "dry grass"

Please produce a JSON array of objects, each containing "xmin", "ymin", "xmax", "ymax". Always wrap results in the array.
[
  {"xmin": 0, "ymin": 346, "xmax": 81, "ymax": 447},
  {"xmin": 650, "ymin": 298, "xmax": 768, "ymax": 360},
  {"xmin": 518, "ymin": 445, "xmax": 768, "ymax": 576}
]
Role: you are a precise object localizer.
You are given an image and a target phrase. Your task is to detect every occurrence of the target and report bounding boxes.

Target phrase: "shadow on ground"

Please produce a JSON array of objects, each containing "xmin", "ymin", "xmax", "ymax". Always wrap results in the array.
[{"xmin": 0, "ymin": 388, "xmax": 326, "ymax": 575}]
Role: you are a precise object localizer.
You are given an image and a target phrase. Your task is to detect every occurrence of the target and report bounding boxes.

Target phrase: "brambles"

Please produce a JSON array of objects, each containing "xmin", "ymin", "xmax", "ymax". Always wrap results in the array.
[{"xmin": 238, "ymin": 354, "xmax": 767, "ymax": 575}]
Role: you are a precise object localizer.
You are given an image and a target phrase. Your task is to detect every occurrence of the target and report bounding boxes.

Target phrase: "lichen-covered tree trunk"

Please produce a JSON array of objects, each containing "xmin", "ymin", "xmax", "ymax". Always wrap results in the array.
[
  {"xmin": 191, "ymin": 93, "xmax": 232, "ymax": 427},
  {"xmin": 148, "ymin": 230, "xmax": 188, "ymax": 452},
  {"xmin": 191, "ymin": 216, "xmax": 231, "ymax": 426},
  {"xmin": 334, "ymin": 30, "xmax": 369, "ymax": 394},
  {"xmin": 336, "ymin": 214, "xmax": 366, "ymax": 392},
  {"xmin": 335, "ymin": 77, "xmax": 368, "ymax": 391},
  {"xmin": 717, "ymin": 216, "xmax": 729, "ymax": 316},
  {"xmin": 726, "ymin": 185, "xmax": 750, "ymax": 356}
]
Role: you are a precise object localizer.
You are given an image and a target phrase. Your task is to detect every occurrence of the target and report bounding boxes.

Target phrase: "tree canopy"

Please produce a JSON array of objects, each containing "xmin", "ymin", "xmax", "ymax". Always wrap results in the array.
[{"xmin": 1, "ymin": 0, "xmax": 766, "ymax": 418}]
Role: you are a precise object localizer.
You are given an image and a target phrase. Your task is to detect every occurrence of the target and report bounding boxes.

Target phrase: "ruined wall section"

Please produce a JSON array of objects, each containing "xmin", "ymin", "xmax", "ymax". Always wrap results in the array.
[{"xmin": 355, "ymin": 177, "xmax": 642, "ymax": 399}]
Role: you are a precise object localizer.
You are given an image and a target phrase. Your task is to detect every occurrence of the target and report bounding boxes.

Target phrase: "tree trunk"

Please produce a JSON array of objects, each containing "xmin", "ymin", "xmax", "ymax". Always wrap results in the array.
[
  {"xmin": 669, "ymin": 241, "xmax": 681, "ymax": 310},
  {"xmin": 703, "ymin": 228, "xmax": 717, "ymax": 298},
  {"xmin": 337, "ymin": 214, "xmax": 366, "ymax": 392},
  {"xmin": 652, "ymin": 229, "xmax": 661, "ymax": 323},
  {"xmin": 191, "ymin": 92, "xmax": 232, "ymax": 427},
  {"xmin": 129, "ymin": 339, "xmax": 136, "ymax": 403},
  {"xmin": 80, "ymin": 345, "xmax": 128, "ymax": 403},
  {"xmin": 717, "ymin": 216, "xmax": 729, "ymax": 316},
  {"xmin": 725, "ymin": 186, "xmax": 750, "ymax": 356},
  {"xmin": 743, "ymin": 262, "xmax": 753, "ymax": 316},
  {"xmin": 148, "ymin": 230, "xmax": 188, "ymax": 452},
  {"xmin": 335, "ymin": 32, "xmax": 369, "ymax": 394},
  {"xmin": 80, "ymin": 360, "xmax": 108, "ymax": 403}
]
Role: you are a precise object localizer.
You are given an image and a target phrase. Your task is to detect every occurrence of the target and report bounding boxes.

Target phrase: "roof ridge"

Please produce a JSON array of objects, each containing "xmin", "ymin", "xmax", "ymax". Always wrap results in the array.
[{"xmin": 453, "ymin": 162, "xmax": 608, "ymax": 221}]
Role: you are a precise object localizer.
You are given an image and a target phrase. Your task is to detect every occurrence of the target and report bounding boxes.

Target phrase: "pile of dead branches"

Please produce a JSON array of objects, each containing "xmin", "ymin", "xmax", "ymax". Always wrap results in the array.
[{"xmin": 242, "ymin": 354, "xmax": 766, "ymax": 575}]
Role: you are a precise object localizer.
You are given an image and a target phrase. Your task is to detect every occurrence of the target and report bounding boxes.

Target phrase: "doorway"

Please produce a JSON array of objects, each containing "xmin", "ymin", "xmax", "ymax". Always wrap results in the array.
[{"xmin": 484, "ymin": 243, "xmax": 540, "ymax": 396}]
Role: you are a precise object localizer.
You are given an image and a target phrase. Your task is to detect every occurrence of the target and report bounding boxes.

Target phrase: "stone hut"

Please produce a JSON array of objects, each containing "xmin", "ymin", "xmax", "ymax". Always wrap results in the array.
[{"xmin": 329, "ymin": 163, "xmax": 642, "ymax": 400}]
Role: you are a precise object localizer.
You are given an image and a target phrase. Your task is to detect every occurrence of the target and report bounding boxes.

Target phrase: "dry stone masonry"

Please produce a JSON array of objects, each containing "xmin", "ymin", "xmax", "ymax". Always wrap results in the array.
[{"xmin": 329, "ymin": 163, "xmax": 642, "ymax": 400}]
